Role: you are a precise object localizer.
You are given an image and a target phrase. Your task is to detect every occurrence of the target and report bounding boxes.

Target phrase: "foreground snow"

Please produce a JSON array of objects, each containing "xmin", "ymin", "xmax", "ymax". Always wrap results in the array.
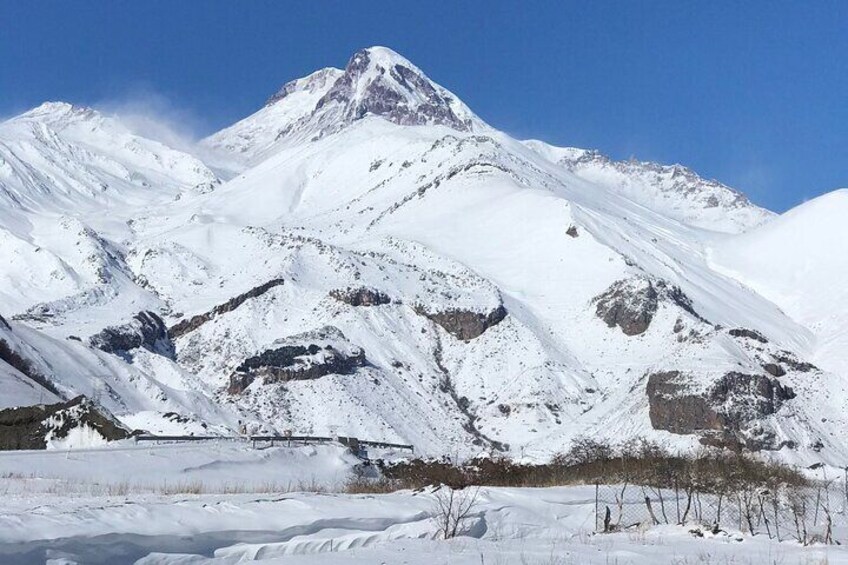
[{"xmin": 0, "ymin": 444, "xmax": 846, "ymax": 564}]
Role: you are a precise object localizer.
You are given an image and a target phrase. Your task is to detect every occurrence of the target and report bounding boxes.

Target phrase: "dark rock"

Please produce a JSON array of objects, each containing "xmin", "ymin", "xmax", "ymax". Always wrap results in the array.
[
  {"xmin": 329, "ymin": 287, "xmax": 391, "ymax": 307},
  {"xmin": 415, "ymin": 304, "xmax": 507, "ymax": 341},
  {"xmin": 729, "ymin": 328, "xmax": 768, "ymax": 343},
  {"xmin": 762, "ymin": 363, "xmax": 786, "ymax": 377},
  {"xmin": 566, "ymin": 225, "xmax": 579, "ymax": 238},
  {"xmin": 594, "ymin": 278, "xmax": 706, "ymax": 336},
  {"xmin": 314, "ymin": 48, "xmax": 472, "ymax": 132},
  {"xmin": 169, "ymin": 278, "xmax": 285, "ymax": 339},
  {"xmin": 646, "ymin": 370, "xmax": 795, "ymax": 450},
  {"xmin": 0, "ymin": 313, "xmax": 9, "ymax": 331},
  {"xmin": 89, "ymin": 311, "xmax": 174, "ymax": 358},
  {"xmin": 594, "ymin": 279, "xmax": 659, "ymax": 336},
  {"xmin": 229, "ymin": 340, "xmax": 367, "ymax": 394},
  {"xmin": 646, "ymin": 371, "xmax": 723, "ymax": 434},
  {"xmin": 0, "ymin": 396, "xmax": 130, "ymax": 450},
  {"xmin": 774, "ymin": 351, "xmax": 817, "ymax": 373}
]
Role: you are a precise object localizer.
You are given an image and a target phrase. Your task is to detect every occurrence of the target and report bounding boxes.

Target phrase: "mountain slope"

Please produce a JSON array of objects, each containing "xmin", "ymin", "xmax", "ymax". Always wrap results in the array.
[{"xmin": 1, "ymin": 46, "xmax": 845, "ymax": 464}]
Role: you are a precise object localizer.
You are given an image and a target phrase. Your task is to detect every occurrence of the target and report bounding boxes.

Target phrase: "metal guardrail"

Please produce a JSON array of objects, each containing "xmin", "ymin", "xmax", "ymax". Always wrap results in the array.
[{"xmin": 134, "ymin": 434, "xmax": 414, "ymax": 453}]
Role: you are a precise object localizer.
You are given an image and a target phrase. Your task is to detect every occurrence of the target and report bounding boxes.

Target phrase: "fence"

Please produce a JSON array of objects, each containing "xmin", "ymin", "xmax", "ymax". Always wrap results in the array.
[
  {"xmin": 134, "ymin": 434, "xmax": 414, "ymax": 455},
  {"xmin": 594, "ymin": 476, "xmax": 847, "ymax": 545}
]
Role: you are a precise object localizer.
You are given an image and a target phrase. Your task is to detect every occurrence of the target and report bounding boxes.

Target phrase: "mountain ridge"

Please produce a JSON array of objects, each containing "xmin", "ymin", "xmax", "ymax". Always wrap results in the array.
[{"xmin": 1, "ymin": 46, "xmax": 845, "ymax": 464}]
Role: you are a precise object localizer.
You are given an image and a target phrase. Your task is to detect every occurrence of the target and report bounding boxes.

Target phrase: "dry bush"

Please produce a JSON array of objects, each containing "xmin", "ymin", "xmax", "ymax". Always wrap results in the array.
[{"xmin": 431, "ymin": 485, "xmax": 480, "ymax": 539}]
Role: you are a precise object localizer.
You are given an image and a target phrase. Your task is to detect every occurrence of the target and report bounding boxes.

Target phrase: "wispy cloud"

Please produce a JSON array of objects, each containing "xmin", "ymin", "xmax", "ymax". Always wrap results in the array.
[{"xmin": 93, "ymin": 86, "xmax": 242, "ymax": 174}]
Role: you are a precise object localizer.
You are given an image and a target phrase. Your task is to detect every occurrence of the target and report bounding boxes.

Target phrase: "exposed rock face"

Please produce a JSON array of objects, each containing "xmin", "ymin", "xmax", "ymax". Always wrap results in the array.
[
  {"xmin": 646, "ymin": 370, "xmax": 795, "ymax": 450},
  {"xmin": 169, "ymin": 278, "xmax": 285, "ymax": 338},
  {"xmin": 774, "ymin": 352, "xmax": 817, "ymax": 373},
  {"xmin": 0, "ymin": 396, "xmax": 130, "ymax": 450},
  {"xmin": 314, "ymin": 47, "xmax": 473, "ymax": 132},
  {"xmin": 594, "ymin": 277, "xmax": 704, "ymax": 336},
  {"xmin": 646, "ymin": 371, "xmax": 722, "ymax": 434},
  {"xmin": 415, "ymin": 304, "xmax": 507, "ymax": 341},
  {"xmin": 89, "ymin": 311, "xmax": 174, "ymax": 358},
  {"xmin": 329, "ymin": 287, "xmax": 391, "ymax": 307},
  {"xmin": 0, "ymin": 313, "xmax": 9, "ymax": 330},
  {"xmin": 729, "ymin": 328, "xmax": 768, "ymax": 343},
  {"xmin": 228, "ymin": 328, "xmax": 367, "ymax": 394},
  {"xmin": 594, "ymin": 278, "xmax": 658, "ymax": 336},
  {"xmin": 763, "ymin": 363, "xmax": 786, "ymax": 377}
]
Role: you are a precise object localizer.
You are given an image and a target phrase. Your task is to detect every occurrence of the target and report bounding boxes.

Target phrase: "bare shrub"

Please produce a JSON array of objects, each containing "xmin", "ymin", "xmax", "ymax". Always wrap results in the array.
[{"xmin": 431, "ymin": 485, "xmax": 480, "ymax": 539}]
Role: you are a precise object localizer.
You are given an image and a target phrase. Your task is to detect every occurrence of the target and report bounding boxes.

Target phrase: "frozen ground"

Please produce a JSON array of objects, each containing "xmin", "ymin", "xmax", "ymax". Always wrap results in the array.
[{"xmin": 0, "ymin": 444, "xmax": 846, "ymax": 564}]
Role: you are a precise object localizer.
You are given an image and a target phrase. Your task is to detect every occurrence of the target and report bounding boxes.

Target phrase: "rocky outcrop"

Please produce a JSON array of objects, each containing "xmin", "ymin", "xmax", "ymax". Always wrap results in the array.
[
  {"xmin": 169, "ymin": 278, "xmax": 285, "ymax": 338},
  {"xmin": 0, "ymin": 313, "xmax": 9, "ymax": 330},
  {"xmin": 0, "ymin": 396, "xmax": 130, "ymax": 450},
  {"xmin": 89, "ymin": 311, "xmax": 174, "ymax": 358},
  {"xmin": 729, "ymin": 328, "xmax": 768, "ymax": 343},
  {"xmin": 228, "ymin": 328, "xmax": 367, "ymax": 394},
  {"xmin": 594, "ymin": 277, "xmax": 704, "ymax": 336},
  {"xmin": 329, "ymin": 287, "xmax": 391, "ymax": 307},
  {"xmin": 415, "ymin": 304, "xmax": 507, "ymax": 341},
  {"xmin": 314, "ymin": 47, "xmax": 473, "ymax": 132},
  {"xmin": 762, "ymin": 363, "xmax": 786, "ymax": 377},
  {"xmin": 774, "ymin": 351, "xmax": 817, "ymax": 373},
  {"xmin": 646, "ymin": 370, "xmax": 795, "ymax": 450}
]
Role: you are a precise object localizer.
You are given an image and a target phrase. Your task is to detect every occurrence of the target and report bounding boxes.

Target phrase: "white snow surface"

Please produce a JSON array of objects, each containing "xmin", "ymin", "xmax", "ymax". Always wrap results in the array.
[
  {"xmin": 1, "ymin": 46, "xmax": 846, "ymax": 465},
  {"xmin": 0, "ymin": 444, "xmax": 846, "ymax": 564}
]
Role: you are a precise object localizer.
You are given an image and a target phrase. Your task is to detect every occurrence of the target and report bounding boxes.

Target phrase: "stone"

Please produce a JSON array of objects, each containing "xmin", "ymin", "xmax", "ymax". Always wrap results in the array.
[
  {"xmin": 329, "ymin": 287, "xmax": 391, "ymax": 307},
  {"xmin": 89, "ymin": 311, "xmax": 174, "ymax": 358},
  {"xmin": 169, "ymin": 278, "xmax": 285, "ymax": 338},
  {"xmin": 0, "ymin": 396, "xmax": 131, "ymax": 450},
  {"xmin": 415, "ymin": 304, "xmax": 507, "ymax": 341}
]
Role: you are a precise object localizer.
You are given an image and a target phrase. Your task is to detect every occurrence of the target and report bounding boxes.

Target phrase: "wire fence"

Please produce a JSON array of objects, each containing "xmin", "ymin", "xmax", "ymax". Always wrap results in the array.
[{"xmin": 594, "ymin": 475, "xmax": 847, "ymax": 545}]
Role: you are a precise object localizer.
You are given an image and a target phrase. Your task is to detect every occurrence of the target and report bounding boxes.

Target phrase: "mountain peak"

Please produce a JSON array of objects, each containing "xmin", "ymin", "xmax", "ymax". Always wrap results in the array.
[
  {"xmin": 12, "ymin": 101, "xmax": 97, "ymax": 125},
  {"xmin": 312, "ymin": 45, "xmax": 478, "ymax": 132}
]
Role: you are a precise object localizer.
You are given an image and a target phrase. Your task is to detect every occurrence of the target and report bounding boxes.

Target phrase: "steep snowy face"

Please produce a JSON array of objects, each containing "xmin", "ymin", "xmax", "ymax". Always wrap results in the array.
[
  {"xmin": 265, "ymin": 67, "xmax": 345, "ymax": 106},
  {"xmin": 0, "ymin": 102, "xmax": 218, "ymax": 213},
  {"xmin": 203, "ymin": 47, "xmax": 480, "ymax": 165},
  {"xmin": 203, "ymin": 68, "xmax": 345, "ymax": 164},
  {"xmin": 3, "ymin": 46, "xmax": 846, "ymax": 464},
  {"xmin": 708, "ymin": 189, "xmax": 848, "ymax": 375},
  {"xmin": 524, "ymin": 141, "xmax": 773, "ymax": 234}
]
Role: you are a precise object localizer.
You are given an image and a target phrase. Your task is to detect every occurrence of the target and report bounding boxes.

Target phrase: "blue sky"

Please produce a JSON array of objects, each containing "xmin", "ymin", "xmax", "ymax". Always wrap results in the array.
[{"xmin": 2, "ymin": 1, "xmax": 845, "ymax": 212}]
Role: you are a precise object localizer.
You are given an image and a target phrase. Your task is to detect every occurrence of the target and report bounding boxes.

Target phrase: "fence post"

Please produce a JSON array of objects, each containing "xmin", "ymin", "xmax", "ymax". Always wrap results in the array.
[
  {"xmin": 675, "ymin": 478, "xmax": 681, "ymax": 524},
  {"xmin": 595, "ymin": 482, "xmax": 599, "ymax": 532}
]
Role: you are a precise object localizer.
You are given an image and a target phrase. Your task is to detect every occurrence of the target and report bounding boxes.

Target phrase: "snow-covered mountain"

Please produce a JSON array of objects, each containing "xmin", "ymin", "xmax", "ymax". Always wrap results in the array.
[{"xmin": 2, "ymin": 46, "xmax": 846, "ymax": 464}]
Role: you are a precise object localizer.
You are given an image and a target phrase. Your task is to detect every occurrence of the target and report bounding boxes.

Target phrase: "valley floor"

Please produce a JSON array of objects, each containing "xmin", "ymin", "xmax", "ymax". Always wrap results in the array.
[{"xmin": 0, "ymin": 443, "xmax": 846, "ymax": 564}]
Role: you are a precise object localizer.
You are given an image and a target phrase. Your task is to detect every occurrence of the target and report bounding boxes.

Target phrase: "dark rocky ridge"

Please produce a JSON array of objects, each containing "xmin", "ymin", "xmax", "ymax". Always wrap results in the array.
[
  {"xmin": 0, "ymin": 313, "xmax": 9, "ymax": 330},
  {"xmin": 646, "ymin": 370, "xmax": 795, "ymax": 450},
  {"xmin": 0, "ymin": 396, "xmax": 130, "ymax": 450},
  {"xmin": 729, "ymin": 328, "xmax": 769, "ymax": 343},
  {"xmin": 314, "ymin": 48, "xmax": 473, "ymax": 131},
  {"xmin": 415, "ymin": 304, "xmax": 507, "ymax": 341},
  {"xmin": 228, "ymin": 342, "xmax": 367, "ymax": 394},
  {"xmin": 329, "ymin": 287, "xmax": 392, "ymax": 307},
  {"xmin": 89, "ymin": 311, "xmax": 174, "ymax": 358},
  {"xmin": 169, "ymin": 278, "xmax": 285, "ymax": 339},
  {"xmin": 593, "ymin": 277, "xmax": 705, "ymax": 336}
]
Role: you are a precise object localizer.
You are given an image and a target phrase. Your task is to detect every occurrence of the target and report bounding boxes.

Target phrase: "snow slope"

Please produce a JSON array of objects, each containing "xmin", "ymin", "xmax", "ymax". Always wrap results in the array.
[
  {"xmin": 1, "ymin": 46, "xmax": 845, "ymax": 466},
  {"xmin": 709, "ymin": 189, "xmax": 848, "ymax": 375},
  {"xmin": 1, "ymin": 463, "xmax": 846, "ymax": 564}
]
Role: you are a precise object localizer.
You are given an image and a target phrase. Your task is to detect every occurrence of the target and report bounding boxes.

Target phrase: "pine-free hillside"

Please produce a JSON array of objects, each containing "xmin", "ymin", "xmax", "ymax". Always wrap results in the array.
[{"xmin": 1, "ymin": 46, "xmax": 846, "ymax": 464}]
